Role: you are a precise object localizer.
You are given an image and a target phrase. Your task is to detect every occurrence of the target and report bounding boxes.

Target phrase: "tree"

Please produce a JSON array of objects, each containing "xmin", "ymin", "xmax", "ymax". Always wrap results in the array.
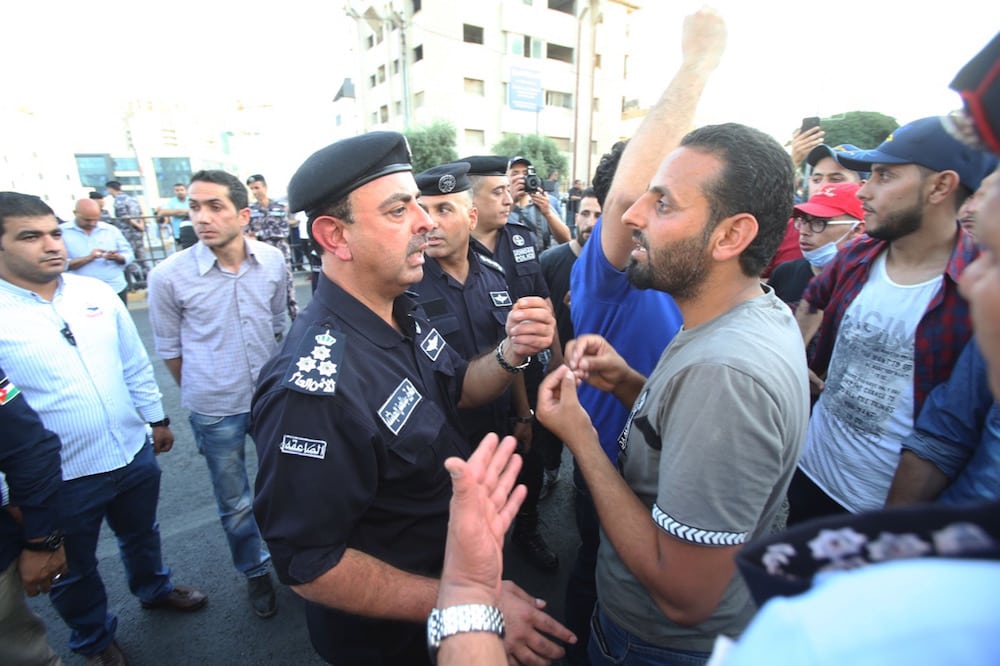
[
  {"xmin": 405, "ymin": 121, "xmax": 458, "ymax": 173},
  {"xmin": 818, "ymin": 111, "xmax": 899, "ymax": 149},
  {"xmin": 491, "ymin": 134, "xmax": 568, "ymax": 180}
]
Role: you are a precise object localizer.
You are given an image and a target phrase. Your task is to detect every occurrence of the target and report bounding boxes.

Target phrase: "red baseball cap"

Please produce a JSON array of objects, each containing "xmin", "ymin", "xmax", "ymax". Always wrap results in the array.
[{"xmin": 793, "ymin": 182, "xmax": 864, "ymax": 221}]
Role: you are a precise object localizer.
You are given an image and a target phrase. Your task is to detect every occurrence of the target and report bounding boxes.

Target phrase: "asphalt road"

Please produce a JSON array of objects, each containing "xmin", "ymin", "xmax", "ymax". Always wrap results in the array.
[{"xmin": 28, "ymin": 275, "xmax": 581, "ymax": 665}]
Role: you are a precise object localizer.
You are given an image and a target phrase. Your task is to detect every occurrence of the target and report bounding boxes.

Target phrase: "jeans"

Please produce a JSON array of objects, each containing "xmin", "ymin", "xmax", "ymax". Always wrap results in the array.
[
  {"xmin": 188, "ymin": 412, "xmax": 270, "ymax": 579},
  {"xmin": 50, "ymin": 440, "xmax": 173, "ymax": 656},
  {"xmin": 589, "ymin": 604, "xmax": 710, "ymax": 666}
]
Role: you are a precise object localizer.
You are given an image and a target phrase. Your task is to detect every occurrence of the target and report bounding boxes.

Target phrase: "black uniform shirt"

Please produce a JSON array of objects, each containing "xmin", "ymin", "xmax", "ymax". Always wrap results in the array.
[
  {"xmin": 470, "ymin": 219, "xmax": 551, "ymax": 301},
  {"xmin": 413, "ymin": 249, "xmax": 513, "ymax": 443},
  {"xmin": 251, "ymin": 274, "xmax": 471, "ymax": 587}
]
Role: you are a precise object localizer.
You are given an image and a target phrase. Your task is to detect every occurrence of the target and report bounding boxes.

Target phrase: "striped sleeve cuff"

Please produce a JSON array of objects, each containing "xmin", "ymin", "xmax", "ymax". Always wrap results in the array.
[{"xmin": 652, "ymin": 504, "xmax": 748, "ymax": 546}]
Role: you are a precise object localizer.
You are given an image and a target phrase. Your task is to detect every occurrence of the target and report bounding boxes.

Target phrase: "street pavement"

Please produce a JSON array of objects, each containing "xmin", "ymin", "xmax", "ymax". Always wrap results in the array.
[{"xmin": 28, "ymin": 274, "xmax": 582, "ymax": 665}]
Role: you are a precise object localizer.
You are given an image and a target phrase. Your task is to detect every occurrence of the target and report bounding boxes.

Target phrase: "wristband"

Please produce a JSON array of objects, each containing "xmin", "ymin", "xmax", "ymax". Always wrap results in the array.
[
  {"xmin": 495, "ymin": 340, "xmax": 530, "ymax": 373},
  {"xmin": 148, "ymin": 417, "xmax": 170, "ymax": 428},
  {"xmin": 427, "ymin": 604, "xmax": 505, "ymax": 663}
]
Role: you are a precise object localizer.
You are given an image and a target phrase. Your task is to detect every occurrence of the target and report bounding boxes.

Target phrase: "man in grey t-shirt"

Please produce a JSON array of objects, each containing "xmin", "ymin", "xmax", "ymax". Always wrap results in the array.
[{"xmin": 538, "ymin": 121, "xmax": 809, "ymax": 663}]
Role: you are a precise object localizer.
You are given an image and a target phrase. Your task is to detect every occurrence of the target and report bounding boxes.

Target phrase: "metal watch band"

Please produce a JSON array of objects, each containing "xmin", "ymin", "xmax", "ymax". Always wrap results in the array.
[
  {"xmin": 495, "ymin": 340, "xmax": 530, "ymax": 373},
  {"xmin": 427, "ymin": 604, "xmax": 505, "ymax": 663}
]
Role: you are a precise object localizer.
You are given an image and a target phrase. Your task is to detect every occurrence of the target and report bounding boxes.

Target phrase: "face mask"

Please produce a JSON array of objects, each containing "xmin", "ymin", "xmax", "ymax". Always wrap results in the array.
[{"xmin": 802, "ymin": 223, "xmax": 858, "ymax": 268}]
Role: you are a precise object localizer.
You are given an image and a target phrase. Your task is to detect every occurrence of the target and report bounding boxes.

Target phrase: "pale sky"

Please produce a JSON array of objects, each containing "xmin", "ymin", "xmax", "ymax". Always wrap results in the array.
[{"xmin": 7, "ymin": 1, "xmax": 999, "ymax": 152}]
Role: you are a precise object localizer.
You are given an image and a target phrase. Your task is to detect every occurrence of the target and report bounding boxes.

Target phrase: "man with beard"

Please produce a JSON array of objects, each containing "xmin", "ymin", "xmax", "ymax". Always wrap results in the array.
[
  {"xmin": 536, "ymin": 123, "xmax": 809, "ymax": 665},
  {"xmin": 791, "ymin": 117, "xmax": 992, "ymax": 524},
  {"xmin": 250, "ymin": 133, "xmax": 572, "ymax": 665}
]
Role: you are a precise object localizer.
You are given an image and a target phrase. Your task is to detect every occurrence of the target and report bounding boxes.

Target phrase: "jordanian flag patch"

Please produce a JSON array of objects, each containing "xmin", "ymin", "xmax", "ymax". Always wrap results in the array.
[{"xmin": 0, "ymin": 376, "xmax": 21, "ymax": 405}]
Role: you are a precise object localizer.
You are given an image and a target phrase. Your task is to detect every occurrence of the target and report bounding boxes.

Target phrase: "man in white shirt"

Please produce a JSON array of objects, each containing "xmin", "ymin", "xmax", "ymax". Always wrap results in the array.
[{"xmin": 61, "ymin": 198, "xmax": 133, "ymax": 303}]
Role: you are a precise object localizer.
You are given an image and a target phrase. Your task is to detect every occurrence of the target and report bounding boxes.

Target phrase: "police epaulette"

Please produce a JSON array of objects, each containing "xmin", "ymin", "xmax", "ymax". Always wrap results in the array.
[
  {"xmin": 475, "ymin": 253, "xmax": 505, "ymax": 274},
  {"xmin": 281, "ymin": 325, "xmax": 344, "ymax": 395}
]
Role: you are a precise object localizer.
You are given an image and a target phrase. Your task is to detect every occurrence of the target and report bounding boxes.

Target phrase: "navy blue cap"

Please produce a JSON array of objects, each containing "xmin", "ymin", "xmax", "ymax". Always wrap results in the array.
[
  {"xmin": 415, "ymin": 162, "xmax": 472, "ymax": 197},
  {"xmin": 246, "ymin": 174, "xmax": 266, "ymax": 185},
  {"xmin": 507, "ymin": 155, "xmax": 532, "ymax": 171},
  {"xmin": 836, "ymin": 117, "xmax": 991, "ymax": 191},
  {"xmin": 460, "ymin": 155, "xmax": 509, "ymax": 176},
  {"xmin": 806, "ymin": 144, "xmax": 870, "ymax": 179},
  {"xmin": 288, "ymin": 131, "xmax": 413, "ymax": 214}
]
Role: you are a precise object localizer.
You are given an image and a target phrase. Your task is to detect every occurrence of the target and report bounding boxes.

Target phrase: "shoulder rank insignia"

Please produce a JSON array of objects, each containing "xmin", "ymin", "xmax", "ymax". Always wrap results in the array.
[
  {"xmin": 476, "ymin": 253, "xmax": 506, "ymax": 274},
  {"xmin": 282, "ymin": 326, "xmax": 345, "ymax": 395}
]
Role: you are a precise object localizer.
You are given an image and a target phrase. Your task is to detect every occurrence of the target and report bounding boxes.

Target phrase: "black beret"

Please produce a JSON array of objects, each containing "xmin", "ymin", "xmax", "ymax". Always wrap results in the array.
[
  {"xmin": 459, "ymin": 155, "xmax": 509, "ymax": 176},
  {"xmin": 415, "ymin": 162, "xmax": 472, "ymax": 196},
  {"xmin": 246, "ymin": 174, "xmax": 266, "ymax": 185},
  {"xmin": 288, "ymin": 131, "xmax": 413, "ymax": 214}
]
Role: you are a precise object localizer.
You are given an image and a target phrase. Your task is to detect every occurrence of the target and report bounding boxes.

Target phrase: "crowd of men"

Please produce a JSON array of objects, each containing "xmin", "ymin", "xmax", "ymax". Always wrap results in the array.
[{"xmin": 1, "ymin": 8, "xmax": 999, "ymax": 666}]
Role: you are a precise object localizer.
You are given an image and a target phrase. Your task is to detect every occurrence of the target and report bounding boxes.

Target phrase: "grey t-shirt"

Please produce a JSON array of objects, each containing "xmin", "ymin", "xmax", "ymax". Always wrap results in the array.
[{"xmin": 596, "ymin": 287, "xmax": 809, "ymax": 652}]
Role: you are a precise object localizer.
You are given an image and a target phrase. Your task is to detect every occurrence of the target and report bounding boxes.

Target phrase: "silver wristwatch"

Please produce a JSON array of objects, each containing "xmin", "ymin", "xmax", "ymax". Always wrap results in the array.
[{"xmin": 427, "ymin": 604, "xmax": 505, "ymax": 662}]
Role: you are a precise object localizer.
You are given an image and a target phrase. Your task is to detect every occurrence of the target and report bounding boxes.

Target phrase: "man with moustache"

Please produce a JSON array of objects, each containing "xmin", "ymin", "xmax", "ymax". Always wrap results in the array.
[
  {"xmin": 147, "ymin": 170, "xmax": 286, "ymax": 619},
  {"xmin": 0, "ymin": 192, "xmax": 206, "ymax": 666},
  {"xmin": 61, "ymin": 198, "xmax": 134, "ymax": 303},
  {"xmin": 792, "ymin": 117, "xmax": 992, "ymax": 523},
  {"xmin": 250, "ymin": 133, "xmax": 572, "ymax": 666},
  {"xmin": 411, "ymin": 162, "xmax": 534, "ymax": 447},
  {"xmin": 536, "ymin": 123, "xmax": 809, "ymax": 665}
]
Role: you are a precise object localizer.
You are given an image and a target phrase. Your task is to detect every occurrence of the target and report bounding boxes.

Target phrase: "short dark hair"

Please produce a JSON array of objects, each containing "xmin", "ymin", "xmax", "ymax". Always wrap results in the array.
[
  {"xmin": 246, "ymin": 174, "xmax": 266, "ymax": 186},
  {"xmin": 306, "ymin": 194, "xmax": 354, "ymax": 256},
  {"xmin": 190, "ymin": 170, "xmax": 249, "ymax": 210},
  {"xmin": 679, "ymin": 123, "xmax": 795, "ymax": 277},
  {"xmin": 581, "ymin": 188, "xmax": 597, "ymax": 200},
  {"xmin": 105, "ymin": 180, "xmax": 122, "ymax": 190},
  {"xmin": 88, "ymin": 191, "xmax": 105, "ymax": 200},
  {"xmin": 592, "ymin": 140, "xmax": 628, "ymax": 207},
  {"xmin": 173, "ymin": 182, "xmax": 186, "ymax": 188},
  {"xmin": 0, "ymin": 191, "xmax": 55, "ymax": 237}
]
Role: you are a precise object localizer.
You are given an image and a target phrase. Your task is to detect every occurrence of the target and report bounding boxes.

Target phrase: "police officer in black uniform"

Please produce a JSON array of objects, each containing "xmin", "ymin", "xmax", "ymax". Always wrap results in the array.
[
  {"xmin": 463, "ymin": 155, "xmax": 563, "ymax": 573},
  {"xmin": 250, "ymin": 133, "xmax": 572, "ymax": 666},
  {"xmin": 412, "ymin": 162, "xmax": 535, "ymax": 449}
]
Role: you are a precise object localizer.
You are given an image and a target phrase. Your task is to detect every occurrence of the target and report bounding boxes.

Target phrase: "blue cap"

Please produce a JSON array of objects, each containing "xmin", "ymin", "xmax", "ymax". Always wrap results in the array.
[
  {"xmin": 836, "ymin": 117, "xmax": 991, "ymax": 191},
  {"xmin": 415, "ymin": 162, "xmax": 472, "ymax": 196},
  {"xmin": 806, "ymin": 144, "xmax": 869, "ymax": 179},
  {"xmin": 288, "ymin": 131, "xmax": 412, "ymax": 214}
]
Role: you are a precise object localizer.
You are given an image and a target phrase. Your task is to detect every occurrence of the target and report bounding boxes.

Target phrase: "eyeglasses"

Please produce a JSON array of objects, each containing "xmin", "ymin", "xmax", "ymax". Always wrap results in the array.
[{"xmin": 793, "ymin": 216, "xmax": 857, "ymax": 234}]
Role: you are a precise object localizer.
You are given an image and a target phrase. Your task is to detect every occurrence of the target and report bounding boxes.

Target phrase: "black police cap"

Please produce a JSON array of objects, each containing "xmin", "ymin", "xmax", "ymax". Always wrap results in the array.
[
  {"xmin": 288, "ymin": 131, "xmax": 413, "ymax": 215},
  {"xmin": 459, "ymin": 155, "xmax": 509, "ymax": 176},
  {"xmin": 415, "ymin": 162, "xmax": 472, "ymax": 196}
]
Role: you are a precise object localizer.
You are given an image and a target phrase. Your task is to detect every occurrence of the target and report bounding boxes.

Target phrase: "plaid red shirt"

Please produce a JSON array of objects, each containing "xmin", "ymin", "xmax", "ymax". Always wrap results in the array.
[{"xmin": 803, "ymin": 228, "xmax": 979, "ymax": 419}]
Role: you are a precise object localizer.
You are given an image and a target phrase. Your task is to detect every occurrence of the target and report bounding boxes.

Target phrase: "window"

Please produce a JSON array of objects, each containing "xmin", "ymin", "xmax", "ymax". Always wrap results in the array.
[
  {"xmin": 369, "ymin": 74, "xmax": 376, "ymax": 88},
  {"xmin": 549, "ymin": 136, "xmax": 571, "ymax": 152},
  {"xmin": 414, "ymin": 91, "xmax": 425, "ymax": 108},
  {"xmin": 592, "ymin": 97, "xmax": 599, "ymax": 112},
  {"xmin": 380, "ymin": 105, "xmax": 389, "ymax": 123},
  {"xmin": 371, "ymin": 111, "xmax": 379, "ymax": 124},
  {"xmin": 548, "ymin": 0, "xmax": 575, "ymax": 14},
  {"xmin": 412, "ymin": 0, "xmax": 421, "ymax": 12},
  {"xmin": 75, "ymin": 154, "xmax": 114, "ymax": 188},
  {"xmin": 152, "ymin": 157, "xmax": 191, "ymax": 198},
  {"xmin": 413, "ymin": 44, "xmax": 424, "ymax": 61},
  {"xmin": 465, "ymin": 129, "xmax": 486, "ymax": 146},
  {"xmin": 376, "ymin": 27, "xmax": 384, "ymax": 44},
  {"xmin": 594, "ymin": 52, "xmax": 602, "ymax": 69},
  {"xmin": 366, "ymin": 35, "xmax": 374, "ymax": 49},
  {"xmin": 547, "ymin": 43, "xmax": 574, "ymax": 64},
  {"xmin": 393, "ymin": 59, "xmax": 400, "ymax": 74},
  {"xmin": 464, "ymin": 78, "xmax": 485, "ymax": 95},
  {"xmin": 545, "ymin": 90, "xmax": 573, "ymax": 109},
  {"xmin": 336, "ymin": 113, "xmax": 342, "ymax": 127},
  {"xmin": 463, "ymin": 24, "xmax": 484, "ymax": 45},
  {"xmin": 377, "ymin": 65, "xmax": 386, "ymax": 84},
  {"xmin": 395, "ymin": 101, "xmax": 402, "ymax": 115},
  {"xmin": 112, "ymin": 157, "xmax": 139, "ymax": 172}
]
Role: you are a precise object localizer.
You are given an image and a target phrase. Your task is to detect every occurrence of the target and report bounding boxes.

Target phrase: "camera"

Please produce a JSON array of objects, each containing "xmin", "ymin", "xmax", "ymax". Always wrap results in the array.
[{"xmin": 524, "ymin": 166, "xmax": 543, "ymax": 194}]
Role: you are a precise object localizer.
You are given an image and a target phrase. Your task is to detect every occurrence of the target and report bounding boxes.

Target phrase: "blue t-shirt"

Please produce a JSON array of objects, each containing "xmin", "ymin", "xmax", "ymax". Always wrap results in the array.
[{"xmin": 569, "ymin": 216, "xmax": 682, "ymax": 462}]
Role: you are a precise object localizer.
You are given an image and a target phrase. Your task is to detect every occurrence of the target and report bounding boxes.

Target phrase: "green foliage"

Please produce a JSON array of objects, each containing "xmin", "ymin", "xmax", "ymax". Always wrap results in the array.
[
  {"xmin": 819, "ymin": 111, "xmax": 899, "ymax": 149},
  {"xmin": 491, "ymin": 134, "xmax": 568, "ymax": 178},
  {"xmin": 404, "ymin": 121, "xmax": 458, "ymax": 173}
]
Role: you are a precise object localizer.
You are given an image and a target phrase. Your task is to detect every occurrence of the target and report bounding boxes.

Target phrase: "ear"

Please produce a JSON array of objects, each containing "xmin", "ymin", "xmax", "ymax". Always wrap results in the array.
[
  {"xmin": 237, "ymin": 207, "xmax": 251, "ymax": 228},
  {"xmin": 849, "ymin": 220, "xmax": 866, "ymax": 239},
  {"xmin": 710, "ymin": 213, "xmax": 758, "ymax": 263},
  {"xmin": 312, "ymin": 215, "xmax": 353, "ymax": 261},
  {"xmin": 467, "ymin": 205, "xmax": 479, "ymax": 232},
  {"xmin": 926, "ymin": 170, "xmax": 961, "ymax": 205}
]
